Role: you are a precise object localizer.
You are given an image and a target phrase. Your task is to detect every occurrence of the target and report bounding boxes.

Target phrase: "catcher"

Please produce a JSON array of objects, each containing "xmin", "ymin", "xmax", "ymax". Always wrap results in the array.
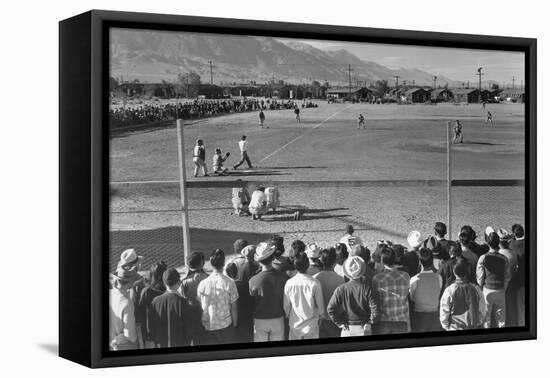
[{"xmin": 212, "ymin": 147, "xmax": 230, "ymax": 175}]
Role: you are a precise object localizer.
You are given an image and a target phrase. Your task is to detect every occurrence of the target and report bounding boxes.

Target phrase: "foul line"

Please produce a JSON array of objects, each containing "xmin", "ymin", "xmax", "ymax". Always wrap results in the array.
[{"xmin": 259, "ymin": 105, "xmax": 353, "ymax": 163}]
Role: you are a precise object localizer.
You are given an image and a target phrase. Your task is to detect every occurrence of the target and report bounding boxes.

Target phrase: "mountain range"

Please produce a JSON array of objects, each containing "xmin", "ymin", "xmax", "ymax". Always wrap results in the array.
[{"xmin": 110, "ymin": 28, "xmax": 460, "ymax": 87}]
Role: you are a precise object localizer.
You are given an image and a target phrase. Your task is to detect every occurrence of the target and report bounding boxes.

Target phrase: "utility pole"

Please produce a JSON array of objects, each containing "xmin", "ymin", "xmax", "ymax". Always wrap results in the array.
[
  {"xmin": 208, "ymin": 60, "xmax": 214, "ymax": 85},
  {"xmin": 512, "ymin": 76, "xmax": 516, "ymax": 89},
  {"xmin": 433, "ymin": 76, "xmax": 437, "ymax": 89},
  {"xmin": 348, "ymin": 64, "xmax": 353, "ymax": 101},
  {"xmin": 476, "ymin": 67, "xmax": 484, "ymax": 103},
  {"xmin": 186, "ymin": 73, "xmax": 189, "ymax": 98},
  {"xmin": 394, "ymin": 75, "xmax": 401, "ymax": 88}
]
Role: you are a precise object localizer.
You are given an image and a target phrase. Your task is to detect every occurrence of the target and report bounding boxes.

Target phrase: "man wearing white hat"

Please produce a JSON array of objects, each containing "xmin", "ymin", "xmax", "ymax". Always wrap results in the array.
[
  {"xmin": 327, "ymin": 256, "xmax": 379, "ymax": 337},
  {"xmin": 109, "ymin": 267, "xmax": 143, "ymax": 350},
  {"xmin": 249, "ymin": 242, "xmax": 289, "ymax": 342},
  {"xmin": 401, "ymin": 231, "xmax": 422, "ymax": 277},
  {"xmin": 305, "ymin": 243, "xmax": 322, "ymax": 276}
]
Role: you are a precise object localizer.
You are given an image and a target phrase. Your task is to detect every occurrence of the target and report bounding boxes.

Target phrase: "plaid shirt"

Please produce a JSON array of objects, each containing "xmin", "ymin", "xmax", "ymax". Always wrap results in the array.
[{"xmin": 372, "ymin": 267, "xmax": 410, "ymax": 322}]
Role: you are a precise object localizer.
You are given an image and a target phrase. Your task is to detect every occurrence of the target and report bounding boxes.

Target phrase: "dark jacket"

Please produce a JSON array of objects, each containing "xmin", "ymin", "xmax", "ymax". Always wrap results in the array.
[
  {"xmin": 401, "ymin": 250, "xmax": 420, "ymax": 278},
  {"xmin": 327, "ymin": 279, "xmax": 379, "ymax": 326},
  {"xmin": 136, "ymin": 283, "xmax": 165, "ymax": 339},
  {"xmin": 149, "ymin": 292, "xmax": 194, "ymax": 348},
  {"xmin": 509, "ymin": 239, "xmax": 525, "ymax": 286},
  {"xmin": 438, "ymin": 257, "xmax": 474, "ymax": 292}
]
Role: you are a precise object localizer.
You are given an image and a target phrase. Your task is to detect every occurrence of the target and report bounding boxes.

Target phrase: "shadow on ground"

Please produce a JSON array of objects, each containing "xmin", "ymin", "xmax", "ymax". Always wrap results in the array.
[{"xmin": 38, "ymin": 343, "xmax": 58, "ymax": 356}]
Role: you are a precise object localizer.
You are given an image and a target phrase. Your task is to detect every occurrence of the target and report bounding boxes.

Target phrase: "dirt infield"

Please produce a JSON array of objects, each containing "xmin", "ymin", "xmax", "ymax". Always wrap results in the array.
[{"xmin": 109, "ymin": 102, "xmax": 525, "ymax": 272}]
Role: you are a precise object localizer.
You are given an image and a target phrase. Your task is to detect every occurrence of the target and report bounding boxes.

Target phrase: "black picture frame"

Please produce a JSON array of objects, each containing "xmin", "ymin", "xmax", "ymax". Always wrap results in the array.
[{"xmin": 59, "ymin": 9, "xmax": 537, "ymax": 368}]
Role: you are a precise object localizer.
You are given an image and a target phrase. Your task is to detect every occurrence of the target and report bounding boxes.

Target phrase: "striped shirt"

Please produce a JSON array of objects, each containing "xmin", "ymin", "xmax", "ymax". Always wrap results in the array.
[{"xmin": 372, "ymin": 267, "xmax": 410, "ymax": 322}]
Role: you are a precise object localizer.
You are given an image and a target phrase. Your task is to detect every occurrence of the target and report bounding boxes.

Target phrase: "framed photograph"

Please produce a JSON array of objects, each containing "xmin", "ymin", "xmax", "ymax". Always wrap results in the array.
[{"xmin": 59, "ymin": 10, "xmax": 536, "ymax": 368}]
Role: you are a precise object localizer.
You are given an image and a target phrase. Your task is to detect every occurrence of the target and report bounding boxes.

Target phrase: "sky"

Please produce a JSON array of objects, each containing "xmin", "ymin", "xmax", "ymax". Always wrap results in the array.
[{"xmin": 301, "ymin": 39, "xmax": 525, "ymax": 85}]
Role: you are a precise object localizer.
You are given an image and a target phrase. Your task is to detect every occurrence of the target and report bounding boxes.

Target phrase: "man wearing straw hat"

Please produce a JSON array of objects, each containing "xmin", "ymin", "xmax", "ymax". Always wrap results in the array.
[
  {"xmin": 327, "ymin": 256, "xmax": 379, "ymax": 337},
  {"xmin": 249, "ymin": 242, "xmax": 289, "ymax": 342},
  {"xmin": 109, "ymin": 267, "xmax": 144, "ymax": 350}
]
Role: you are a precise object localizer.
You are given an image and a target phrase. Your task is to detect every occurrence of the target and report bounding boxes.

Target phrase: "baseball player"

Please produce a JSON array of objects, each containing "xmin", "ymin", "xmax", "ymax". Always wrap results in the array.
[
  {"xmin": 233, "ymin": 135, "xmax": 253, "ymax": 170},
  {"xmin": 259, "ymin": 110, "xmax": 266, "ymax": 128},
  {"xmin": 358, "ymin": 113, "xmax": 366, "ymax": 129},
  {"xmin": 294, "ymin": 106, "xmax": 301, "ymax": 123},
  {"xmin": 212, "ymin": 148, "xmax": 230, "ymax": 175},
  {"xmin": 453, "ymin": 120, "xmax": 463, "ymax": 144},
  {"xmin": 486, "ymin": 111, "xmax": 494, "ymax": 126}
]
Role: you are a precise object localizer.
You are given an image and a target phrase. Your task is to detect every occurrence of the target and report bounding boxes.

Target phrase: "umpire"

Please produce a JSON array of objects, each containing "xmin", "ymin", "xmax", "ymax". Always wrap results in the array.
[{"xmin": 233, "ymin": 135, "xmax": 254, "ymax": 170}]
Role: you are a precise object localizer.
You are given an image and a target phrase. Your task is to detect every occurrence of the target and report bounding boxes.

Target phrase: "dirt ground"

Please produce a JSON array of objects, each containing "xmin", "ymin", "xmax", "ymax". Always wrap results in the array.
[{"xmin": 109, "ymin": 102, "xmax": 525, "ymax": 271}]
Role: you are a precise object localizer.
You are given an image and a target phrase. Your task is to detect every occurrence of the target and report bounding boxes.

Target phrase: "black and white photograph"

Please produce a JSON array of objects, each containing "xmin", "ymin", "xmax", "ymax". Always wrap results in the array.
[{"xmin": 108, "ymin": 26, "xmax": 528, "ymax": 351}]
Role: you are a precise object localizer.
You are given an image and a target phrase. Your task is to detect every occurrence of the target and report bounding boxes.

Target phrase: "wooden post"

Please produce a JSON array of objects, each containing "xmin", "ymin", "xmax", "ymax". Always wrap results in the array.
[
  {"xmin": 176, "ymin": 119, "xmax": 191, "ymax": 266},
  {"xmin": 447, "ymin": 121, "xmax": 452, "ymax": 239}
]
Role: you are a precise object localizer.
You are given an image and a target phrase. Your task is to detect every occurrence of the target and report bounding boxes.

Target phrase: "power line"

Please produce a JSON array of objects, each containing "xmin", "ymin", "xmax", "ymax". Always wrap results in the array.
[
  {"xmin": 476, "ymin": 67, "xmax": 484, "ymax": 103},
  {"xmin": 393, "ymin": 75, "xmax": 401, "ymax": 88}
]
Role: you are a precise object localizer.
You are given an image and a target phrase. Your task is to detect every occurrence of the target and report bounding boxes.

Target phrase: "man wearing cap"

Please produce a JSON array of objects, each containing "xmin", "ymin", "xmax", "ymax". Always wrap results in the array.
[
  {"xmin": 109, "ymin": 267, "xmax": 143, "ymax": 350},
  {"xmin": 438, "ymin": 243, "xmax": 474, "ymax": 291},
  {"xmin": 476, "ymin": 232, "xmax": 510, "ymax": 328},
  {"xmin": 149, "ymin": 269, "xmax": 195, "ymax": 348},
  {"xmin": 327, "ymin": 256, "xmax": 379, "ymax": 337},
  {"xmin": 409, "ymin": 249, "xmax": 443, "ymax": 332},
  {"xmin": 284, "ymin": 252, "xmax": 325, "ymax": 339},
  {"xmin": 339, "ymin": 225, "xmax": 363, "ymax": 253},
  {"xmin": 249, "ymin": 242, "xmax": 289, "ymax": 342},
  {"xmin": 233, "ymin": 135, "xmax": 254, "ymax": 170},
  {"xmin": 197, "ymin": 249, "xmax": 239, "ymax": 344},
  {"xmin": 372, "ymin": 246, "xmax": 411, "ymax": 335}
]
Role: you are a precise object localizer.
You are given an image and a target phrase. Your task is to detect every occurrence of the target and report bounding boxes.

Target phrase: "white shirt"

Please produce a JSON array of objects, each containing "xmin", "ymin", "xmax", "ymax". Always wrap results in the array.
[
  {"xmin": 339, "ymin": 234, "xmax": 363, "ymax": 252},
  {"xmin": 249, "ymin": 190, "xmax": 266, "ymax": 208},
  {"xmin": 283, "ymin": 273, "xmax": 324, "ymax": 336},
  {"xmin": 238, "ymin": 140, "xmax": 248, "ymax": 152}
]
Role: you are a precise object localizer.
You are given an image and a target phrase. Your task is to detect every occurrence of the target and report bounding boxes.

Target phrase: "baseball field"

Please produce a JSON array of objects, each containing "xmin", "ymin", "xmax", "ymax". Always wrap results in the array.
[{"xmin": 109, "ymin": 101, "xmax": 525, "ymax": 271}]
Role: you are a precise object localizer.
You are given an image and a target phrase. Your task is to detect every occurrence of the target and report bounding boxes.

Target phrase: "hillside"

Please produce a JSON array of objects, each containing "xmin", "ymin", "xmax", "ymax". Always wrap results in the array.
[{"xmin": 110, "ymin": 28, "xmax": 458, "ymax": 86}]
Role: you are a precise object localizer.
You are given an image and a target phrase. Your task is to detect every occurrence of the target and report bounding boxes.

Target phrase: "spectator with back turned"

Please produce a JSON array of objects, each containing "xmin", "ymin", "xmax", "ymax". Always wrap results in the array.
[
  {"xmin": 440, "ymin": 257, "xmax": 486, "ymax": 331},
  {"xmin": 510, "ymin": 224, "xmax": 526, "ymax": 326},
  {"xmin": 284, "ymin": 252, "xmax": 325, "ymax": 340},
  {"xmin": 476, "ymin": 232, "xmax": 510, "ymax": 328},
  {"xmin": 372, "ymin": 246, "xmax": 410, "ymax": 335},
  {"xmin": 314, "ymin": 247, "xmax": 345, "ymax": 338},
  {"xmin": 327, "ymin": 256, "xmax": 379, "ymax": 337},
  {"xmin": 249, "ymin": 242, "xmax": 289, "ymax": 342},
  {"xmin": 149, "ymin": 268, "xmax": 194, "ymax": 348},
  {"xmin": 197, "ymin": 249, "xmax": 239, "ymax": 344},
  {"xmin": 136, "ymin": 261, "xmax": 167, "ymax": 348},
  {"xmin": 409, "ymin": 248, "xmax": 443, "ymax": 332}
]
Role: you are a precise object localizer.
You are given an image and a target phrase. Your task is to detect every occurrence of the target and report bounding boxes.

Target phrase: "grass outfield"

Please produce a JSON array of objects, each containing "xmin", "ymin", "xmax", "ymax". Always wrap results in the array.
[{"xmin": 109, "ymin": 102, "xmax": 525, "ymax": 271}]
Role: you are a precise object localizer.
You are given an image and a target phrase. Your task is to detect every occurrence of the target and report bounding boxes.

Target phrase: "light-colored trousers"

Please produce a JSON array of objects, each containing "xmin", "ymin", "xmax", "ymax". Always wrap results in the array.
[
  {"xmin": 193, "ymin": 157, "xmax": 207, "ymax": 176},
  {"xmin": 483, "ymin": 287, "xmax": 506, "ymax": 328},
  {"xmin": 253, "ymin": 317, "xmax": 285, "ymax": 342}
]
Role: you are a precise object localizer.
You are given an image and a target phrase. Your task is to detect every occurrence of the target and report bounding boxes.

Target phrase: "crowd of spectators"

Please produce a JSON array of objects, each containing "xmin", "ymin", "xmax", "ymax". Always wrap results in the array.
[
  {"xmin": 108, "ymin": 221, "xmax": 526, "ymax": 350},
  {"xmin": 109, "ymin": 98, "xmax": 300, "ymax": 128}
]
